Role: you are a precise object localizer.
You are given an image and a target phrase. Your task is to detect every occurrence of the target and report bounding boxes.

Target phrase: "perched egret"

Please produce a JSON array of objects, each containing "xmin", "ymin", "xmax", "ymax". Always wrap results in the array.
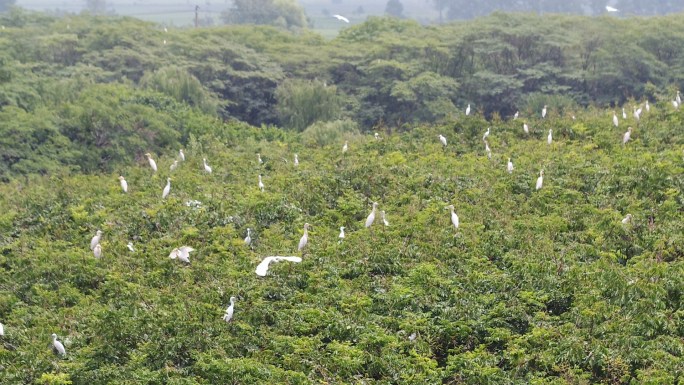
[
  {"xmin": 144, "ymin": 153, "xmax": 157, "ymax": 172},
  {"xmin": 244, "ymin": 228, "xmax": 252, "ymax": 246},
  {"xmin": 633, "ymin": 106, "xmax": 640, "ymax": 121},
  {"xmin": 465, "ymin": 104, "xmax": 471, "ymax": 116},
  {"xmin": 605, "ymin": 5, "xmax": 619, "ymax": 12},
  {"xmin": 179, "ymin": 149, "xmax": 185, "ymax": 161},
  {"xmin": 612, "ymin": 112, "xmax": 619, "ymax": 127},
  {"xmin": 673, "ymin": 100, "xmax": 680, "ymax": 109},
  {"xmin": 222, "ymin": 297, "xmax": 235, "ymax": 322},
  {"xmin": 523, "ymin": 122, "xmax": 529, "ymax": 134},
  {"xmin": 0, "ymin": 322, "xmax": 3, "ymax": 336},
  {"xmin": 298, "ymin": 223, "xmax": 310, "ymax": 252},
  {"xmin": 513, "ymin": 111, "xmax": 519, "ymax": 120},
  {"xmin": 446, "ymin": 205, "xmax": 459, "ymax": 229},
  {"xmin": 485, "ymin": 141, "xmax": 492, "ymax": 159},
  {"xmin": 170, "ymin": 160, "xmax": 178, "ymax": 171},
  {"xmin": 338, "ymin": 226, "xmax": 345, "ymax": 242},
  {"xmin": 342, "ymin": 141, "xmax": 348, "ymax": 153},
  {"xmin": 203, "ymin": 158, "xmax": 212, "ymax": 174},
  {"xmin": 409, "ymin": 332, "xmax": 417, "ymax": 341},
  {"xmin": 90, "ymin": 230, "xmax": 102, "ymax": 250},
  {"xmin": 333, "ymin": 14, "xmax": 350, "ymax": 23},
  {"xmin": 439, "ymin": 134, "xmax": 447, "ymax": 147},
  {"xmin": 374, "ymin": 132, "xmax": 380, "ymax": 140},
  {"xmin": 621, "ymin": 214, "xmax": 633, "ymax": 225},
  {"xmin": 482, "ymin": 127, "xmax": 490, "ymax": 141},
  {"xmin": 255, "ymin": 256, "xmax": 302, "ymax": 276},
  {"xmin": 294, "ymin": 154, "xmax": 299, "ymax": 167},
  {"xmin": 51, "ymin": 333, "xmax": 66, "ymax": 356},
  {"xmin": 164, "ymin": 26, "xmax": 168, "ymax": 33},
  {"xmin": 536, "ymin": 170, "xmax": 544, "ymax": 190},
  {"xmin": 547, "ymin": 129, "xmax": 553, "ymax": 145},
  {"xmin": 127, "ymin": 242, "xmax": 135, "ymax": 252},
  {"xmin": 258, "ymin": 175, "xmax": 265, "ymax": 192},
  {"xmin": 645, "ymin": 100, "xmax": 650, "ymax": 112},
  {"xmin": 257, "ymin": 153, "xmax": 263, "ymax": 165},
  {"xmin": 623, "ymin": 127, "xmax": 633, "ymax": 145},
  {"xmin": 542, "ymin": 105, "xmax": 547, "ymax": 119},
  {"xmin": 162, "ymin": 178, "xmax": 171, "ymax": 199},
  {"xmin": 622, "ymin": 107, "xmax": 627, "ymax": 119},
  {"xmin": 677, "ymin": 90, "xmax": 681, "ymax": 105},
  {"xmin": 118, "ymin": 176, "xmax": 128, "ymax": 193},
  {"xmin": 169, "ymin": 246, "xmax": 195, "ymax": 263},
  {"xmin": 93, "ymin": 243, "xmax": 102, "ymax": 259},
  {"xmin": 365, "ymin": 202, "xmax": 378, "ymax": 228},
  {"xmin": 163, "ymin": 39, "xmax": 167, "ymax": 45},
  {"xmin": 382, "ymin": 210, "xmax": 390, "ymax": 227},
  {"xmin": 507, "ymin": 158, "xmax": 514, "ymax": 173}
]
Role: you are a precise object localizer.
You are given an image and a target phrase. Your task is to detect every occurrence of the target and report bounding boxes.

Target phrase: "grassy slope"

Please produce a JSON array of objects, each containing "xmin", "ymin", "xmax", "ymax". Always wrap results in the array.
[{"xmin": 0, "ymin": 106, "xmax": 683, "ymax": 383}]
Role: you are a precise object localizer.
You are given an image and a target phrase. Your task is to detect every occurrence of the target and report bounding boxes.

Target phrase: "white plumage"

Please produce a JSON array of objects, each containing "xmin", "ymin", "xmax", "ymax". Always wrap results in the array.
[
  {"xmin": 179, "ymin": 149, "xmax": 185, "ymax": 161},
  {"xmin": 547, "ymin": 129, "xmax": 553, "ymax": 145},
  {"xmin": 613, "ymin": 112, "xmax": 619, "ymax": 127},
  {"xmin": 52, "ymin": 333, "xmax": 66, "ymax": 356},
  {"xmin": 333, "ymin": 14, "xmax": 350, "ymax": 23},
  {"xmin": 127, "ymin": 242, "xmax": 135, "ymax": 252},
  {"xmin": 536, "ymin": 170, "xmax": 544, "ymax": 190},
  {"xmin": 169, "ymin": 246, "xmax": 195, "ymax": 263},
  {"xmin": 439, "ymin": 134, "xmax": 447, "ymax": 147},
  {"xmin": 605, "ymin": 6, "xmax": 618, "ymax": 12},
  {"xmin": 203, "ymin": 158, "xmax": 212, "ymax": 174},
  {"xmin": 90, "ymin": 230, "xmax": 102, "ymax": 250},
  {"xmin": 623, "ymin": 127, "xmax": 632, "ymax": 145},
  {"xmin": 482, "ymin": 127, "xmax": 490, "ymax": 141},
  {"xmin": 365, "ymin": 202, "xmax": 378, "ymax": 228},
  {"xmin": 145, "ymin": 153, "xmax": 157, "ymax": 172},
  {"xmin": 342, "ymin": 141, "xmax": 348, "ymax": 153},
  {"xmin": 170, "ymin": 160, "xmax": 178, "ymax": 171},
  {"xmin": 244, "ymin": 228, "xmax": 252, "ymax": 246},
  {"xmin": 294, "ymin": 154, "xmax": 299, "ymax": 167},
  {"xmin": 162, "ymin": 178, "xmax": 171, "ymax": 199},
  {"xmin": 118, "ymin": 176, "xmax": 128, "ymax": 193},
  {"xmin": 465, "ymin": 104, "xmax": 471, "ymax": 116},
  {"xmin": 258, "ymin": 175, "xmax": 265, "ymax": 192},
  {"xmin": 621, "ymin": 214, "xmax": 632, "ymax": 225},
  {"xmin": 222, "ymin": 296, "xmax": 236, "ymax": 322},
  {"xmin": 523, "ymin": 122, "xmax": 529, "ymax": 134},
  {"xmin": 507, "ymin": 158, "xmax": 514, "ymax": 173},
  {"xmin": 381, "ymin": 210, "xmax": 389, "ymax": 226},
  {"xmin": 255, "ymin": 256, "xmax": 302, "ymax": 277},
  {"xmin": 622, "ymin": 107, "xmax": 627, "ymax": 119},
  {"xmin": 257, "ymin": 153, "xmax": 263, "ymax": 165},
  {"xmin": 93, "ymin": 244, "xmax": 102, "ymax": 258},
  {"xmin": 542, "ymin": 105, "xmax": 547, "ymax": 118},
  {"xmin": 513, "ymin": 111, "xmax": 519, "ymax": 120},
  {"xmin": 447, "ymin": 205, "xmax": 459, "ymax": 229},
  {"xmin": 338, "ymin": 226, "xmax": 345, "ymax": 241},
  {"xmin": 0, "ymin": 322, "xmax": 3, "ymax": 336},
  {"xmin": 298, "ymin": 223, "xmax": 310, "ymax": 252}
]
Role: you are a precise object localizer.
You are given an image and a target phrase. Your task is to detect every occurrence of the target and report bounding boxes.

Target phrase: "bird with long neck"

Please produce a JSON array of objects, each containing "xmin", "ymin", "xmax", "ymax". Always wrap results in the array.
[
  {"xmin": 446, "ymin": 205, "xmax": 459, "ymax": 229},
  {"xmin": 298, "ymin": 223, "xmax": 310, "ymax": 253},
  {"xmin": 118, "ymin": 176, "xmax": 128, "ymax": 193},
  {"xmin": 365, "ymin": 202, "xmax": 378, "ymax": 228},
  {"xmin": 144, "ymin": 153, "xmax": 157, "ymax": 172},
  {"xmin": 536, "ymin": 170, "xmax": 544, "ymax": 190}
]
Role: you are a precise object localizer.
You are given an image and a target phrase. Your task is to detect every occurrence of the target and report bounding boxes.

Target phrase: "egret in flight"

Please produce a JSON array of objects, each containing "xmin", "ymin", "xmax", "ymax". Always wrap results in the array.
[
  {"xmin": 465, "ymin": 104, "xmax": 471, "ymax": 116},
  {"xmin": 446, "ymin": 205, "xmax": 459, "ymax": 229},
  {"xmin": 203, "ymin": 158, "xmax": 212, "ymax": 174},
  {"xmin": 162, "ymin": 178, "xmax": 171, "ymax": 199},
  {"xmin": 169, "ymin": 246, "xmax": 195, "ymax": 263},
  {"xmin": 365, "ymin": 202, "xmax": 378, "ymax": 228},
  {"xmin": 605, "ymin": 5, "xmax": 619, "ymax": 12},
  {"xmin": 222, "ymin": 297, "xmax": 235, "ymax": 322},
  {"xmin": 542, "ymin": 105, "xmax": 547, "ymax": 119},
  {"xmin": 536, "ymin": 170, "xmax": 544, "ymax": 190},
  {"xmin": 338, "ymin": 226, "xmax": 345, "ymax": 242},
  {"xmin": 90, "ymin": 230, "xmax": 102, "ymax": 250},
  {"xmin": 93, "ymin": 244, "xmax": 102, "ymax": 259},
  {"xmin": 170, "ymin": 160, "xmax": 178, "ymax": 171},
  {"xmin": 298, "ymin": 223, "xmax": 310, "ymax": 252},
  {"xmin": 145, "ymin": 153, "xmax": 157, "ymax": 172},
  {"xmin": 333, "ymin": 14, "xmax": 350, "ymax": 23},
  {"xmin": 52, "ymin": 333, "xmax": 66, "ymax": 356},
  {"xmin": 507, "ymin": 158, "xmax": 514, "ymax": 173},
  {"xmin": 612, "ymin": 112, "xmax": 619, "ymax": 127},
  {"xmin": 523, "ymin": 122, "xmax": 529, "ymax": 134},
  {"xmin": 258, "ymin": 175, "xmax": 265, "ymax": 192},
  {"xmin": 256, "ymin": 256, "xmax": 302, "ymax": 276},
  {"xmin": 547, "ymin": 129, "xmax": 553, "ymax": 145},
  {"xmin": 439, "ymin": 134, "xmax": 447, "ymax": 147},
  {"xmin": 621, "ymin": 214, "xmax": 632, "ymax": 225},
  {"xmin": 118, "ymin": 176, "xmax": 128, "ymax": 193},
  {"xmin": 623, "ymin": 127, "xmax": 633, "ymax": 145},
  {"xmin": 179, "ymin": 149, "xmax": 185, "ymax": 161},
  {"xmin": 294, "ymin": 154, "xmax": 299, "ymax": 167},
  {"xmin": 382, "ymin": 211, "xmax": 390, "ymax": 226},
  {"xmin": 244, "ymin": 228, "xmax": 252, "ymax": 246}
]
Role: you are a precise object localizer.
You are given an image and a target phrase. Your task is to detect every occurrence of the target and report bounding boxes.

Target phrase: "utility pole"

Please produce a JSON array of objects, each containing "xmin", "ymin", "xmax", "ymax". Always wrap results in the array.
[{"xmin": 194, "ymin": 5, "xmax": 199, "ymax": 28}]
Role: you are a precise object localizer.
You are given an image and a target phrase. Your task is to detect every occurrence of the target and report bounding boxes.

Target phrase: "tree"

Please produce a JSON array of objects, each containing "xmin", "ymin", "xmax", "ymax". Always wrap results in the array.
[
  {"xmin": 385, "ymin": 0, "xmax": 404, "ymax": 18},
  {"xmin": 221, "ymin": 0, "xmax": 308, "ymax": 30},
  {"xmin": 85, "ymin": 0, "xmax": 107, "ymax": 15},
  {"xmin": 275, "ymin": 79, "xmax": 342, "ymax": 131}
]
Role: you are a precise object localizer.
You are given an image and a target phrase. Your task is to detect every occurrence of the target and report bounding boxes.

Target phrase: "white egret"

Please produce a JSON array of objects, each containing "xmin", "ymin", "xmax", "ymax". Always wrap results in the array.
[
  {"xmin": 257, "ymin": 153, "xmax": 263, "ymax": 165},
  {"xmin": 93, "ymin": 244, "xmax": 102, "ymax": 259},
  {"xmin": 621, "ymin": 214, "xmax": 632, "ymax": 225},
  {"xmin": 536, "ymin": 170, "xmax": 544, "ymax": 190},
  {"xmin": 622, "ymin": 107, "xmax": 627, "ymax": 119},
  {"xmin": 255, "ymin": 256, "xmax": 302, "ymax": 276},
  {"xmin": 258, "ymin": 175, "xmax": 265, "ymax": 192},
  {"xmin": 645, "ymin": 100, "xmax": 650, "ymax": 112},
  {"xmin": 222, "ymin": 296, "xmax": 236, "ymax": 322},
  {"xmin": 179, "ymin": 149, "xmax": 185, "ymax": 161},
  {"xmin": 162, "ymin": 178, "xmax": 171, "ymax": 199},
  {"xmin": 170, "ymin": 160, "xmax": 178, "ymax": 171},
  {"xmin": 374, "ymin": 132, "xmax": 380, "ymax": 140},
  {"xmin": 623, "ymin": 127, "xmax": 633, "ymax": 145},
  {"xmin": 612, "ymin": 112, "xmax": 619, "ymax": 127},
  {"xmin": 203, "ymin": 158, "xmax": 212, "ymax": 174},
  {"xmin": 523, "ymin": 122, "xmax": 529, "ymax": 134},
  {"xmin": 163, "ymin": 39, "xmax": 167, "ymax": 45},
  {"xmin": 513, "ymin": 111, "xmax": 519, "ymax": 120},
  {"xmin": 244, "ymin": 228, "xmax": 252, "ymax": 246},
  {"xmin": 542, "ymin": 105, "xmax": 547, "ymax": 119},
  {"xmin": 507, "ymin": 158, "xmax": 514, "ymax": 173},
  {"xmin": 674, "ymin": 100, "xmax": 680, "ymax": 109},
  {"xmin": 439, "ymin": 134, "xmax": 447, "ymax": 147},
  {"xmin": 365, "ymin": 202, "xmax": 378, "ymax": 228},
  {"xmin": 127, "ymin": 242, "xmax": 135, "ymax": 252},
  {"xmin": 677, "ymin": 90, "xmax": 681, "ymax": 105},
  {"xmin": 333, "ymin": 14, "xmax": 350, "ymax": 23},
  {"xmin": 144, "ymin": 153, "xmax": 157, "ymax": 172},
  {"xmin": 382, "ymin": 210, "xmax": 389, "ymax": 227},
  {"xmin": 342, "ymin": 141, "xmax": 348, "ymax": 153},
  {"xmin": 169, "ymin": 246, "xmax": 195, "ymax": 263},
  {"xmin": 164, "ymin": 26, "xmax": 168, "ymax": 33},
  {"xmin": 485, "ymin": 141, "xmax": 492, "ymax": 159},
  {"xmin": 547, "ymin": 129, "xmax": 553, "ymax": 145},
  {"xmin": 90, "ymin": 230, "xmax": 102, "ymax": 250},
  {"xmin": 294, "ymin": 154, "xmax": 299, "ymax": 167},
  {"xmin": 482, "ymin": 127, "xmax": 490, "ymax": 141},
  {"xmin": 605, "ymin": 5, "xmax": 618, "ymax": 12},
  {"xmin": 0, "ymin": 322, "xmax": 3, "ymax": 336},
  {"xmin": 409, "ymin": 332, "xmax": 417, "ymax": 341},
  {"xmin": 338, "ymin": 226, "xmax": 345, "ymax": 242},
  {"xmin": 51, "ymin": 333, "xmax": 66, "ymax": 356},
  {"xmin": 298, "ymin": 223, "xmax": 310, "ymax": 252},
  {"xmin": 465, "ymin": 104, "xmax": 471, "ymax": 116},
  {"xmin": 118, "ymin": 176, "xmax": 128, "ymax": 193},
  {"xmin": 446, "ymin": 205, "xmax": 459, "ymax": 229},
  {"xmin": 633, "ymin": 106, "xmax": 640, "ymax": 121}
]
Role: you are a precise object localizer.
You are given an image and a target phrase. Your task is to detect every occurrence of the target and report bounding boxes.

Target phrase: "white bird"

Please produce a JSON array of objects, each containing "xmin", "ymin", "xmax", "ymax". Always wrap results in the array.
[
  {"xmin": 294, "ymin": 154, "xmax": 299, "ymax": 167},
  {"xmin": 613, "ymin": 112, "xmax": 619, "ymax": 127},
  {"xmin": 51, "ymin": 333, "xmax": 66, "ymax": 356},
  {"xmin": 244, "ymin": 228, "xmax": 252, "ymax": 246},
  {"xmin": 446, "ymin": 205, "xmax": 459, "ymax": 229},
  {"xmin": 257, "ymin": 153, "xmax": 263, "ymax": 165},
  {"xmin": 258, "ymin": 175, "xmax": 265, "ymax": 192},
  {"xmin": 408, "ymin": 332, "xmax": 417, "ymax": 341},
  {"xmin": 118, "ymin": 176, "xmax": 128, "ymax": 193},
  {"xmin": 255, "ymin": 256, "xmax": 302, "ymax": 277},
  {"xmin": 645, "ymin": 100, "xmax": 650, "ymax": 112},
  {"xmin": 222, "ymin": 296, "xmax": 235, "ymax": 322},
  {"xmin": 338, "ymin": 226, "xmax": 345, "ymax": 241},
  {"xmin": 513, "ymin": 111, "xmax": 519, "ymax": 120},
  {"xmin": 170, "ymin": 160, "xmax": 178, "ymax": 171},
  {"xmin": 605, "ymin": 6, "xmax": 619, "ymax": 12},
  {"xmin": 163, "ymin": 39, "xmax": 167, "ymax": 45},
  {"xmin": 547, "ymin": 129, "xmax": 553, "ymax": 145},
  {"xmin": 536, "ymin": 170, "xmax": 544, "ymax": 190},
  {"xmin": 0, "ymin": 322, "xmax": 3, "ymax": 336},
  {"xmin": 90, "ymin": 230, "xmax": 102, "ymax": 250},
  {"xmin": 633, "ymin": 106, "xmax": 640, "ymax": 121},
  {"xmin": 465, "ymin": 104, "xmax": 471, "ymax": 116},
  {"xmin": 381, "ymin": 210, "xmax": 389, "ymax": 226},
  {"xmin": 676, "ymin": 91, "xmax": 681, "ymax": 105},
  {"xmin": 523, "ymin": 122, "xmax": 529, "ymax": 134},
  {"xmin": 484, "ymin": 141, "xmax": 492, "ymax": 159},
  {"xmin": 333, "ymin": 14, "xmax": 350, "ymax": 23},
  {"xmin": 542, "ymin": 105, "xmax": 547, "ymax": 118},
  {"xmin": 145, "ymin": 153, "xmax": 157, "ymax": 172},
  {"xmin": 621, "ymin": 214, "xmax": 632, "ymax": 225},
  {"xmin": 127, "ymin": 242, "xmax": 135, "ymax": 252},
  {"xmin": 164, "ymin": 26, "xmax": 168, "ymax": 33},
  {"xmin": 623, "ymin": 127, "xmax": 633, "ymax": 145},
  {"xmin": 622, "ymin": 107, "xmax": 627, "ymax": 119},
  {"xmin": 507, "ymin": 158, "xmax": 514, "ymax": 173},
  {"xmin": 179, "ymin": 149, "xmax": 185, "ymax": 161},
  {"xmin": 365, "ymin": 202, "xmax": 378, "ymax": 228},
  {"xmin": 298, "ymin": 223, "xmax": 310, "ymax": 252},
  {"xmin": 342, "ymin": 141, "xmax": 348, "ymax": 153},
  {"xmin": 162, "ymin": 178, "xmax": 171, "ymax": 199},
  {"xmin": 203, "ymin": 158, "xmax": 212, "ymax": 174},
  {"xmin": 93, "ymin": 243, "xmax": 102, "ymax": 259},
  {"xmin": 374, "ymin": 132, "xmax": 380, "ymax": 140},
  {"xmin": 482, "ymin": 127, "xmax": 490, "ymax": 141},
  {"xmin": 439, "ymin": 134, "xmax": 447, "ymax": 147},
  {"xmin": 674, "ymin": 100, "xmax": 680, "ymax": 109},
  {"xmin": 169, "ymin": 246, "xmax": 195, "ymax": 263}
]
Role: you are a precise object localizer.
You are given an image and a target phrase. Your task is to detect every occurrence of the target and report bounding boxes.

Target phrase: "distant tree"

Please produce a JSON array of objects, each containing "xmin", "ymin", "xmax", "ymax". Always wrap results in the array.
[
  {"xmin": 85, "ymin": 0, "xmax": 107, "ymax": 15},
  {"xmin": 385, "ymin": 0, "xmax": 404, "ymax": 18},
  {"xmin": 221, "ymin": 0, "xmax": 308, "ymax": 29},
  {"xmin": 276, "ymin": 79, "xmax": 342, "ymax": 131}
]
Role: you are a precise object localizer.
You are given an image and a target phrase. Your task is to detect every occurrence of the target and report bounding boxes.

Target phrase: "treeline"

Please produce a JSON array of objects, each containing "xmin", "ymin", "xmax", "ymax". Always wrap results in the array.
[{"xmin": 1, "ymin": 8, "xmax": 684, "ymax": 179}]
